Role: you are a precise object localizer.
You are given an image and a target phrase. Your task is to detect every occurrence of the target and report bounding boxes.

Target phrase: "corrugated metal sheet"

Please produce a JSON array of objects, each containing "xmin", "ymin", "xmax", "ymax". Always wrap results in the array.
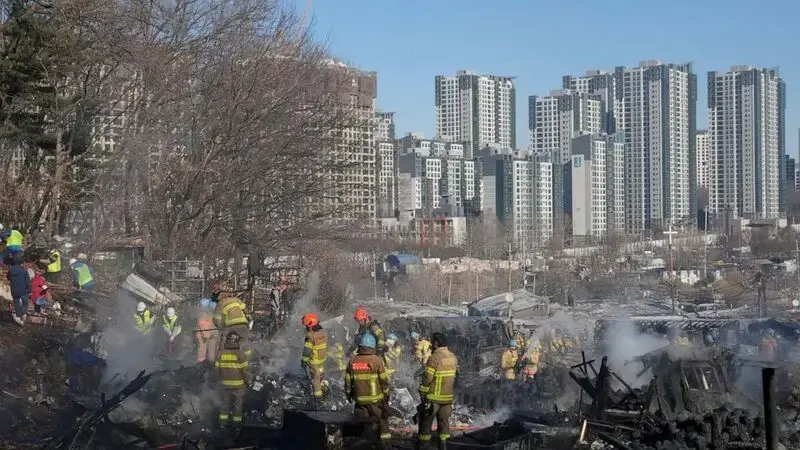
[{"xmin": 467, "ymin": 289, "xmax": 548, "ymax": 319}]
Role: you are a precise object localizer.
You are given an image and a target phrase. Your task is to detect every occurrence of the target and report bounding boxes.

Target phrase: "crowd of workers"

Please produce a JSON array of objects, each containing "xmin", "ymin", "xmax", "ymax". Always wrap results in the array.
[{"xmin": 1, "ymin": 223, "xmax": 95, "ymax": 326}]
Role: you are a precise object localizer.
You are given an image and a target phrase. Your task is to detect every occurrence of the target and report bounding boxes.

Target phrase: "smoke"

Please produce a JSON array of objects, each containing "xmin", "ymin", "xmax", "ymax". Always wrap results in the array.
[
  {"xmin": 471, "ymin": 406, "xmax": 513, "ymax": 427},
  {"xmin": 600, "ymin": 317, "xmax": 668, "ymax": 387}
]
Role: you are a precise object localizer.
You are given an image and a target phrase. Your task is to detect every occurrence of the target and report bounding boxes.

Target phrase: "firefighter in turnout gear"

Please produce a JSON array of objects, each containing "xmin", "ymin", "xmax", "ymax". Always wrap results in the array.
[
  {"xmin": 352, "ymin": 307, "xmax": 386, "ymax": 356},
  {"xmin": 328, "ymin": 342, "xmax": 347, "ymax": 380},
  {"xmin": 213, "ymin": 281, "xmax": 252, "ymax": 361},
  {"xmin": 216, "ymin": 331, "xmax": 250, "ymax": 428},
  {"xmin": 345, "ymin": 333, "xmax": 392, "ymax": 447},
  {"xmin": 501, "ymin": 340, "xmax": 519, "ymax": 380},
  {"xmin": 417, "ymin": 333, "xmax": 458, "ymax": 450},
  {"xmin": 301, "ymin": 313, "xmax": 328, "ymax": 401},
  {"xmin": 384, "ymin": 333, "xmax": 402, "ymax": 382},
  {"xmin": 134, "ymin": 302, "xmax": 156, "ymax": 336},
  {"xmin": 196, "ymin": 298, "xmax": 219, "ymax": 363},
  {"xmin": 411, "ymin": 331, "xmax": 432, "ymax": 366},
  {"xmin": 520, "ymin": 339, "xmax": 541, "ymax": 381}
]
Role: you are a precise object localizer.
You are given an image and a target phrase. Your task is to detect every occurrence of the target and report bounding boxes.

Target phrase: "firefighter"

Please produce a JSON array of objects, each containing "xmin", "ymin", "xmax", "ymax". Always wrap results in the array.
[
  {"xmin": 345, "ymin": 333, "xmax": 392, "ymax": 446},
  {"xmin": 213, "ymin": 281, "xmax": 252, "ymax": 360},
  {"xmin": 327, "ymin": 342, "xmax": 347, "ymax": 380},
  {"xmin": 417, "ymin": 333, "xmax": 458, "ymax": 450},
  {"xmin": 216, "ymin": 330, "xmax": 250, "ymax": 428},
  {"xmin": 301, "ymin": 312, "xmax": 328, "ymax": 402},
  {"xmin": 196, "ymin": 298, "xmax": 219, "ymax": 364},
  {"xmin": 162, "ymin": 307, "xmax": 182, "ymax": 353},
  {"xmin": 134, "ymin": 302, "xmax": 156, "ymax": 336},
  {"xmin": 761, "ymin": 329, "xmax": 779, "ymax": 361},
  {"xmin": 500, "ymin": 340, "xmax": 519, "ymax": 380},
  {"xmin": 384, "ymin": 333, "xmax": 402, "ymax": 382},
  {"xmin": 411, "ymin": 331, "xmax": 432, "ymax": 366},
  {"xmin": 520, "ymin": 339, "xmax": 541, "ymax": 381},
  {"xmin": 352, "ymin": 307, "xmax": 386, "ymax": 356}
]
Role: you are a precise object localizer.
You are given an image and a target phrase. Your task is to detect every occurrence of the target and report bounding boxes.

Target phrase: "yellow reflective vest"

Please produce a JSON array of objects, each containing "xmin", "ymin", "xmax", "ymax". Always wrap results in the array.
[
  {"xmin": 134, "ymin": 310, "xmax": 154, "ymax": 335},
  {"xmin": 47, "ymin": 251, "xmax": 61, "ymax": 273}
]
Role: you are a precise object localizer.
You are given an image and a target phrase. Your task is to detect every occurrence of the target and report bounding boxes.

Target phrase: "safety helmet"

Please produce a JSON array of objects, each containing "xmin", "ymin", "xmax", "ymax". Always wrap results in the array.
[
  {"xmin": 200, "ymin": 298, "xmax": 211, "ymax": 309},
  {"xmin": 77, "ymin": 253, "xmax": 88, "ymax": 261},
  {"xmin": 136, "ymin": 302, "xmax": 147, "ymax": 312},
  {"xmin": 359, "ymin": 333, "xmax": 377, "ymax": 349},
  {"xmin": 509, "ymin": 339, "xmax": 518, "ymax": 348},
  {"xmin": 386, "ymin": 333, "xmax": 398, "ymax": 343},
  {"xmin": 225, "ymin": 330, "xmax": 241, "ymax": 345},
  {"xmin": 302, "ymin": 312, "xmax": 320, "ymax": 328},
  {"xmin": 354, "ymin": 307, "xmax": 369, "ymax": 321},
  {"xmin": 166, "ymin": 307, "xmax": 176, "ymax": 318},
  {"xmin": 69, "ymin": 258, "xmax": 78, "ymax": 266},
  {"xmin": 411, "ymin": 331, "xmax": 421, "ymax": 340},
  {"xmin": 209, "ymin": 301, "xmax": 217, "ymax": 310}
]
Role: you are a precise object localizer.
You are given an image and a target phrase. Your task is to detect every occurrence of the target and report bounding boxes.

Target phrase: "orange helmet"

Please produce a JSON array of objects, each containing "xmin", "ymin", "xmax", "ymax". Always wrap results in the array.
[
  {"xmin": 354, "ymin": 307, "xmax": 369, "ymax": 321},
  {"xmin": 302, "ymin": 312, "xmax": 319, "ymax": 328}
]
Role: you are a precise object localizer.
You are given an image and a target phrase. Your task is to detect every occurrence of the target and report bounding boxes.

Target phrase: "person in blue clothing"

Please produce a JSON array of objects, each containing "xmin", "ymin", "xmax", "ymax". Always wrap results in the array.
[
  {"xmin": 6, "ymin": 252, "xmax": 31, "ymax": 326},
  {"xmin": 70, "ymin": 253, "xmax": 95, "ymax": 292}
]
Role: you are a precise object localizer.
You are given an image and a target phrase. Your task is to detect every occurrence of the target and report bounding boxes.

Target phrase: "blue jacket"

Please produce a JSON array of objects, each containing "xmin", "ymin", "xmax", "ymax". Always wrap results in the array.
[{"xmin": 7, "ymin": 263, "xmax": 31, "ymax": 298}]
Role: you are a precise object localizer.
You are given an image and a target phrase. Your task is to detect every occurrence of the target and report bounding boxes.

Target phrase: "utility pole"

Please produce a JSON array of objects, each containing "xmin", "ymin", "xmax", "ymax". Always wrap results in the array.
[
  {"xmin": 372, "ymin": 250, "xmax": 377, "ymax": 302},
  {"xmin": 703, "ymin": 208, "xmax": 709, "ymax": 280},
  {"xmin": 664, "ymin": 221, "xmax": 679, "ymax": 312},
  {"xmin": 795, "ymin": 240, "xmax": 799, "ymax": 288}
]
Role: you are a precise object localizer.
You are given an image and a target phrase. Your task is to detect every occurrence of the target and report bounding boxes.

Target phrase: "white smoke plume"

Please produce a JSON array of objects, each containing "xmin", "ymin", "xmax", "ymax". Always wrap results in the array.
[
  {"xmin": 471, "ymin": 406, "xmax": 513, "ymax": 427},
  {"xmin": 601, "ymin": 316, "xmax": 668, "ymax": 387}
]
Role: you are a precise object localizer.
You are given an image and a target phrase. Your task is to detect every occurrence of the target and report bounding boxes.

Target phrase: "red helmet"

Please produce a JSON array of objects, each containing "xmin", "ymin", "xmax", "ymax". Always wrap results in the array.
[
  {"xmin": 302, "ymin": 313, "xmax": 319, "ymax": 328},
  {"xmin": 354, "ymin": 307, "xmax": 369, "ymax": 321}
]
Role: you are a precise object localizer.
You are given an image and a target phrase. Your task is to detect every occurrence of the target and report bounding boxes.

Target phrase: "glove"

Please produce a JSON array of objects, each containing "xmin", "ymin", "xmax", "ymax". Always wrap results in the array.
[
  {"xmin": 248, "ymin": 320, "xmax": 254, "ymax": 330},
  {"xmin": 169, "ymin": 335, "xmax": 175, "ymax": 343}
]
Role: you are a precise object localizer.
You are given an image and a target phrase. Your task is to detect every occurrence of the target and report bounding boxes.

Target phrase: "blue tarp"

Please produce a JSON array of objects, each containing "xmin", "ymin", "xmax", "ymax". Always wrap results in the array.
[{"xmin": 386, "ymin": 253, "xmax": 421, "ymax": 268}]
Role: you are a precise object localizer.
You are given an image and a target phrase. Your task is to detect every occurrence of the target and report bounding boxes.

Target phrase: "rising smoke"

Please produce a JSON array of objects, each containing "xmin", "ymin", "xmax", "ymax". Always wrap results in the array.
[{"xmin": 601, "ymin": 316, "xmax": 668, "ymax": 387}]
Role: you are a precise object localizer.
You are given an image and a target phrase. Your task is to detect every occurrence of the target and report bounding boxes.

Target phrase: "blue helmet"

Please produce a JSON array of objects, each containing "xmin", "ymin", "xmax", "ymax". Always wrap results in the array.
[
  {"xmin": 200, "ymin": 298, "xmax": 211, "ymax": 309},
  {"xmin": 411, "ymin": 331, "xmax": 421, "ymax": 340},
  {"xmin": 209, "ymin": 301, "xmax": 217, "ymax": 310},
  {"xmin": 359, "ymin": 333, "xmax": 377, "ymax": 349},
  {"xmin": 509, "ymin": 340, "xmax": 518, "ymax": 348},
  {"xmin": 386, "ymin": 333, "xmax": 398, "ymax": 342}
]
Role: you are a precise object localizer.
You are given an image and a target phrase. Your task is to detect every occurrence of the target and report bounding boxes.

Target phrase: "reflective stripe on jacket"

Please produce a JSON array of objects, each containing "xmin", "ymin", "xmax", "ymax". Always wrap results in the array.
[
  {"xmin": 414, "ymin": 339, "xmax": 432, "ymax": 365},
  {"xmin": 302, "ymin": 328, "xmax": 328, "ymax": 366},
  {"xmin": 216, "ymin": 349, "xmax": 249, "ymax": 388},
  {"xmin": 328, "ymin": 344, "xmax": 346, "ymax": 371},
  {"xmin": 134, "ymin": 310, "xmax": 154, "ymax": 335},
  {"xmin": 419, "ymin": 346, "xmax": 458, "ymax": 404},
  {"xmin": 163, "ymin": 315, "xmax": 179, "ymax": 333},
  {"xmin": 384, "ymin": 344, "xmax": 403, "ymax": 375},
  {"xmin": 214, "ymin": 295, "xmax": 248, "ymax": 328},
  {"xmin": 345, "ymin": 351, "xmax": 390, "ymax": 405}
]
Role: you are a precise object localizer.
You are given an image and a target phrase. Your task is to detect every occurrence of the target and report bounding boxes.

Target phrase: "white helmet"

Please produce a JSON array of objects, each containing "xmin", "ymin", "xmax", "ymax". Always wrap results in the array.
[
  {"xmin": 77, "ymin": 253, "xmax": 88, "ymax": 261},
  {"xmin": 69, "ymin": 258, "xmax": 78, "ymax": 265},
  {"xmin": 166, "ymin": 307, "xmax": 176, "ymax": 318},
  {"xmin": 0, "ymin": 223, "xmax": 4, "ymax": 231},
  {"xmin": 136, "ymin": 302, "xmax": 147, "ymax": 312}
]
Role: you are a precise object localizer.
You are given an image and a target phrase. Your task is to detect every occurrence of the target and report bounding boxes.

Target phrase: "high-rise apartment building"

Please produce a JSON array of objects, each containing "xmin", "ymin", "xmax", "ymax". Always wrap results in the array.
[
  {"xmin": 375, "ymin": 112, "xmax": 397, "ymax": 218},
  {"xmin": 375, "ymin": 112, "xmax": 396, "ymax": 141},
  {"xmin": 785, "ymin": 154, "xmax": 796, "ymax": 194},
  {"xmin": 528, "ymin": 89, "xmax": 602, "ymax": 164},
  {"xmin": 707, "ymin": 66, "xmax": 785, "ymax": 219},
  {"xmin": 696, "ymin": 130, "xmax": 712, "ymax": 190},
  {"xmin": 615, "ymin": 61, "xmax": 697, "ymax": 232},
  {"xmin": 562, "ymin": 71, "xmax": 618, "ymax": 134},
  {"xmin": 435, "ymin": 70, "xmax": 516, "ymax": 158},
  {"xmin": 567, "ymin": 134, "xmax": 625, "ymax": 237}
]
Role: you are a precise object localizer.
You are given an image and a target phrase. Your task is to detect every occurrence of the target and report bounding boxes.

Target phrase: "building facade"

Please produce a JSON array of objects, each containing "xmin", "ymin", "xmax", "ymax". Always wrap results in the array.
[
  {"xmin": 696, "ymin": 130, "xmax": 711, "ymax": 190},
  {"xmin": 562, "ymin": 71, "xmax": 618, "ymax": 134},
  {"xmin": 528, "ymin": 89, "xmax": 602, "ymax": 164},
  {"xmin": 707, "ymin": 66, "xmax": 785, "ymax": 219},
  {"xmin": 435, "ymin": 70, "xmax": 516, "ymax": 158},
  {"xmin": 615, "ymin": 61, "xmax": 697, "ymax": 232}
]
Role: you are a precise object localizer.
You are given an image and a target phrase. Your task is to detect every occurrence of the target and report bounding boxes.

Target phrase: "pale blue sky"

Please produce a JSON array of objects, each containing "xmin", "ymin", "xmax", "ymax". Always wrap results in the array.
[{"xmin": 296, "ymin": 0, "xmax": 799, "ymax": 157}]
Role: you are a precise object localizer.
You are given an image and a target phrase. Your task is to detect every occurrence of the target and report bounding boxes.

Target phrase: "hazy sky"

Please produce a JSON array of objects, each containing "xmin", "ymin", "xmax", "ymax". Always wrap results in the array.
[{"xmin": 295, "ymin": 0, "xmax": 799, "ymax": 157}]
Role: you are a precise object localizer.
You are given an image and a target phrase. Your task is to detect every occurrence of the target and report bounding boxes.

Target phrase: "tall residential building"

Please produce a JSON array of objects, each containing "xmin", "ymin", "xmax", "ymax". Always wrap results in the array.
[
  {"xmin": 785, "ymin": 154, "xmax": 796, "ymax": 193},
  {"xmin": 707, "ymin": 66, "xmax": 785, "ymax": 219},
  {"xmin": 528, "ymin": 89, "xmax": 602, "ymax": 164},
  {"xmin": 696, "ymin": 130, "xmax": 712, "ymax": 190},
  {"xmin": 567, "ymin": 134, "xmax": 625, "ymax": 237},
  {"xmin": 562, "ymin": 71, "xmax": 618, "ymax": 134},
  {"xmin": 615, "ymin": 61, "xmax": 697, "ymax": 232},
  {"xmin": 435, "ymin": 70, "xmax": 516, "ymax": 158},
  {"xmin": 375, "ymin": 112, "xmax": 396, "ymax": 141}
]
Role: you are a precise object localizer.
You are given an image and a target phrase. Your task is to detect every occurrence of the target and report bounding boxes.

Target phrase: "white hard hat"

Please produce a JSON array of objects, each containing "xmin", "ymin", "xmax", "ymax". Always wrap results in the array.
[
  {"xmin": 166, "ymin": 307, "xmax": 176, "ymax": 318},
  {"xmin": 136, "ymin": 302, "xmax": 147, "ymax": 312},
  {"xmin": 69, "ymin": 258, "xmax": 78, "ymax": 265},
  {"xmin": 77, "ymin": 253, "xmax": 88, "ymax": 261}
]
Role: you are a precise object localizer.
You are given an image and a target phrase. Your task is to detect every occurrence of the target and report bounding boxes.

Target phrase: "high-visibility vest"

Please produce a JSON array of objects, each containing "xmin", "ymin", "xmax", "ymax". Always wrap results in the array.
[
  {"xmin": 6, "ymin": 230, "xmax": 23, "ymax": 247},
  {"xmin": 163, "ymin": 315, "xmax": 179, "ymax": 333},
  {"xmin": 47, "ymin": 251, "xmax": 61, "ymax": 273},
  {"xmin": 134, "ymin": 310, "xmax": 154, "ymax": 335},
  {"xmin": 75, "ymin": 264, "xmax": 93, "ymax": 287}
]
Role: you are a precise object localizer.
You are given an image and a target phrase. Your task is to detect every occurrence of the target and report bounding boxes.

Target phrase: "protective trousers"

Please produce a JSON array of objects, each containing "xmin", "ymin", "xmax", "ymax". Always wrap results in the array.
[
  {"xmin": 354, "ymin": 403, "xmax": 391, "ymax": 442},
  {"xmin": 196, "ymin": 331, "xmax": 219, "ymax": 363},
  {"xmin": 418, "ymin": 403, "xmax": 453, "ymax": 443},
  {"xmin": 308, "ymin": 364, "xmax": 324, "ymax": 399},
  {"xmin": 219, "ymin": 388, "xmax": 245, "ymax": 426}
]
